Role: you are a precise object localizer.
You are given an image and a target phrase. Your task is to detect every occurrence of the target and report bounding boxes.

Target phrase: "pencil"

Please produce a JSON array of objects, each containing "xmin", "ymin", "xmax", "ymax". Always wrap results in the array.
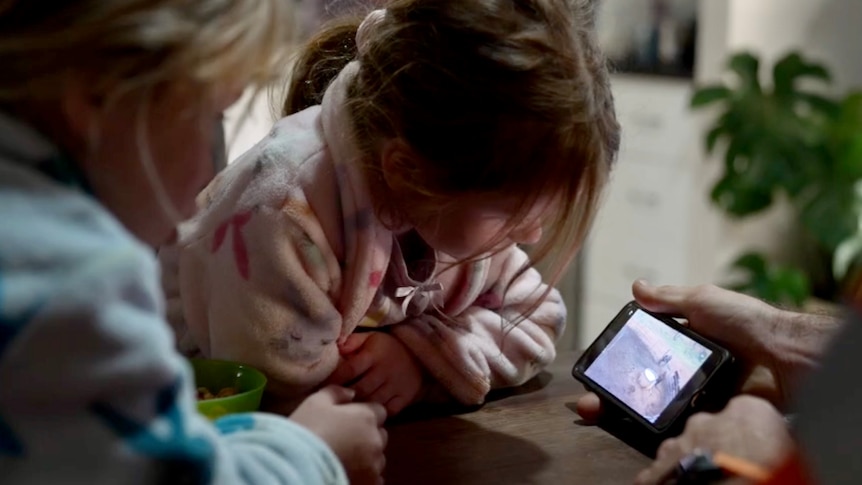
[{"xmin": 713, "ymin": 452, "xmax": 771, "ymax": 482}]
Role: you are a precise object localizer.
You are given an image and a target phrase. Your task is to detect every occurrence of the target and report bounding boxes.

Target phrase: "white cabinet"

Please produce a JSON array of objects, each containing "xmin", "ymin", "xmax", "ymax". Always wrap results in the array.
[
  {"xmin": 577, "ymin": 0, "xmax": 862, "ymax": 347},
  {"xmin": 613, "ymin": 78, "xmax": 698, "ymax": 165},
  {"xmin": 580, "ymin": 75, "xmax": 702, "ymax": 345}
]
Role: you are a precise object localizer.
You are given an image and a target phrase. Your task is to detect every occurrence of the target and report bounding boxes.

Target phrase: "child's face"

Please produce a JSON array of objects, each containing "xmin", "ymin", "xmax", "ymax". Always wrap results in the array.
[
  {"xmin": 78, "ymin": 83, "xmax": 242, "ymax": 246},
  {"xmin": 413, "ymin": 196, "xmax": 552, "ymax": 259}
]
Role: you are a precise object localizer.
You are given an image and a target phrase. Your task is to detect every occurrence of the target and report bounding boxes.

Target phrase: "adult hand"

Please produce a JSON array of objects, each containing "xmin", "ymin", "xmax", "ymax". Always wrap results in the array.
[
  {"xmin": 327, "ymin": 331, "xmax": 426, "ymax": 416},
  {"xmin": 577, "ymin": 281, "xmax": 838, "ymax": 422},
  {"xmin": 634, "ymin": 396, "xmax": 793, "ymax": 485},
  {"xmin": 291, "ymin": 386, "xmax": 388, "ymax": 485}
]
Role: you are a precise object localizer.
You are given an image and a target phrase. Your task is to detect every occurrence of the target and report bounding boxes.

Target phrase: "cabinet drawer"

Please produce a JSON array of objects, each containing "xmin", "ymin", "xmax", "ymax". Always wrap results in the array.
[
  {"xmin": 583, "ymin": 160, "xmax": 692, "ymax": 297},
  {"xmin": 611, "ymin": 76, "xmax": 698, "ymax": 163}
]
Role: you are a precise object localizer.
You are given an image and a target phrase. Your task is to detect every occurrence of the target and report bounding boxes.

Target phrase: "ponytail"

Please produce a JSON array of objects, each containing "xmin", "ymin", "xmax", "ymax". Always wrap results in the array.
[{"xmin": 282, "ymin": 16, "xmax": 361, "ymax": 116}]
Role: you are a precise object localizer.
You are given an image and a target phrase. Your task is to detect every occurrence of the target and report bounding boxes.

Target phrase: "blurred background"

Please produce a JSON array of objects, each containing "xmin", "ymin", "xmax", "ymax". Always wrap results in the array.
[{"xmin": 222, "ymin": 0, "xmax": 862, "ymax": 351}]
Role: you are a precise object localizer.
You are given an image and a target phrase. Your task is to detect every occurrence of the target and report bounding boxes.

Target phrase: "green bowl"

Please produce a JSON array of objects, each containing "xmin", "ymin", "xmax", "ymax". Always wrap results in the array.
[{"xmin": 190, "ymin": 358, "xmax": 267, "ymax": 420}]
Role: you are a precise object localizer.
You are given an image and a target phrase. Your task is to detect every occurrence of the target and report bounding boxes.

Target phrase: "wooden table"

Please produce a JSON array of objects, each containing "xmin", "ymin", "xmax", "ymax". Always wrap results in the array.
[{"xmin": 384, "ymin": 351, "xmax": 652, "ymax": 484}]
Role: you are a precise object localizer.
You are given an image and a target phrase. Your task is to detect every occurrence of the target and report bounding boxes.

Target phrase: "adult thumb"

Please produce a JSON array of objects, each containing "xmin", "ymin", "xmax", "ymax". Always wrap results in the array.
[{"xmin": 632, "ymin": 280, "xmax": 688, "ymax": 315}]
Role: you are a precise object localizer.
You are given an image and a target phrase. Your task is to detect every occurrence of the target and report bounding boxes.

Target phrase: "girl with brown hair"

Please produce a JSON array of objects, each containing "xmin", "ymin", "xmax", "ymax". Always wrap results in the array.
[{"xmin": 165, "ymin": 0, "xmax": 620, "ymax": 419}]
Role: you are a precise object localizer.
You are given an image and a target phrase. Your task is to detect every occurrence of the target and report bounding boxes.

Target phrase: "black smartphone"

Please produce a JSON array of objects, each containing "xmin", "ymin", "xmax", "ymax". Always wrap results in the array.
[{"xmin": 572, "ymin": 301, "xmax": 737, "ymax": 440}]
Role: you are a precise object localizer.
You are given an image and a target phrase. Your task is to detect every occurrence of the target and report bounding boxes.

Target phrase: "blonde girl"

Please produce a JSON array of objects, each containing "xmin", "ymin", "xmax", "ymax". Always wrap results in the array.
[
  {"xmin": 0, "ymin": 2, "xmax": 386, "ymax": 484},
  {"xmin": 165, "ymin": 0, "xmax": 620, "ymax": 417}
]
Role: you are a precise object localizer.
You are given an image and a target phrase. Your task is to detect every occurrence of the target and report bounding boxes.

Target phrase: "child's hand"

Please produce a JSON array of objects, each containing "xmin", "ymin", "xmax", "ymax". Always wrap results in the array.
[
  {"xmin": 291, "ymin": 386, "xmax": 388, "ymax": 485},
  {"xmin": 327, "ymin": 332, "xmax": 426, "ymax": 416}
]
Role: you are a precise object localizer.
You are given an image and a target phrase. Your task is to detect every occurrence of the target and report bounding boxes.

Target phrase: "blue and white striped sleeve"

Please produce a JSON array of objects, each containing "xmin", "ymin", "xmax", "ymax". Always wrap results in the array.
[{"xmin": 0, "ymin": 190, "xmax": 346, "ymax": 485}]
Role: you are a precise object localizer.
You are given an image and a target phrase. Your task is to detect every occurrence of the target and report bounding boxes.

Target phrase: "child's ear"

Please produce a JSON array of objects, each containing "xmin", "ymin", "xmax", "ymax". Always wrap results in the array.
[{"xmin": 379, "ymin": 138, "xmax": 420, "ymax": 194}]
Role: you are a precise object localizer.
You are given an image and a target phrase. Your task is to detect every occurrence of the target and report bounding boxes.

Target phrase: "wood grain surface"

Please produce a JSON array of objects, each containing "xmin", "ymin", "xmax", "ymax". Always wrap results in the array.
[{"xmin": 384, "ymin": 351, "xmax": 651, "ymax": 484}]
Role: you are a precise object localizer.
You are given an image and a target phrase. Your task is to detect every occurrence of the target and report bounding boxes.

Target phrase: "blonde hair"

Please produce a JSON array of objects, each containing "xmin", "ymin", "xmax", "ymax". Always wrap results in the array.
[
  {"xmin": 285, "ymin": 0, "xmax": 620, "ymax": 312},
  {"xmin": 0, "ymin": 0, "xmax": 296, "ymax": 228},
  {"xmin": 0, "ymin": 0, "xmax": 294, "ymax": 106}
]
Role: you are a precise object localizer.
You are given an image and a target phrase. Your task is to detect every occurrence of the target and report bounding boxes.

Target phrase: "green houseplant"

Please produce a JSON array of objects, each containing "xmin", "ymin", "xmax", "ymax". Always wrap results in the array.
[{"xmin": 691, "ymin": 51, "xmax": 862, "ymax": 306}]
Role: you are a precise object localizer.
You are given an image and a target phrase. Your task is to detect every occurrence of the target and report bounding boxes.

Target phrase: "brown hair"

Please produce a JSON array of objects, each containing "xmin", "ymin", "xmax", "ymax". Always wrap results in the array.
[{"xmin": 286, "ymin": 0, "xmax": 619, "ymax": 304}]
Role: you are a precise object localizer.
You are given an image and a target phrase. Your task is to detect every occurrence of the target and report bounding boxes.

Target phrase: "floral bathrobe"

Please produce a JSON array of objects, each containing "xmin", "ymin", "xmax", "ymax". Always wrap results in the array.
[{"xmin": 161, "ymin": 62, "xmax": 567, "ymax": 405}]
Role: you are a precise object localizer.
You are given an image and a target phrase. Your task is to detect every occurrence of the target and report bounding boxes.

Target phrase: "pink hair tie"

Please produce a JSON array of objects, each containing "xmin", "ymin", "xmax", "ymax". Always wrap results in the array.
[{"xmin": 356, "ymin": 9, "xmax": 387, "ymax": 57}]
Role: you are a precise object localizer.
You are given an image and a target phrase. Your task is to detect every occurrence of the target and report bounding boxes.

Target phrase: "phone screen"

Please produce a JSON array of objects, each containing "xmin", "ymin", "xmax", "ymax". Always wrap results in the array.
[{"xmin": 583, "ymin": 309, "xmax": 713, "ymax": 423}]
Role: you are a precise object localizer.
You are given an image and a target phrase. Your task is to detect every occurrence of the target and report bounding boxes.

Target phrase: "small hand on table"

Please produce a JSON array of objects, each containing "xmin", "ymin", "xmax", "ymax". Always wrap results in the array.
[
  {"xmin": 326, "ymin": 331, "xmax": 426, "ymax": 416},
  {"xmin": 291, "ymin": 386, "xmax": 388, "ymax": 485}
]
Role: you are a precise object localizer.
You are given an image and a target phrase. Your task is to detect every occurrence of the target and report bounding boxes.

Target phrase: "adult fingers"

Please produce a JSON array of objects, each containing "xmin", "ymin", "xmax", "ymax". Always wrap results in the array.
[
  {"xmin": 575, "ymin": 392, "xmax": 603, "ymax": 423},
  {"xmin": 632, "ymin": 280, "xmax": 692, "ymax": 315}
]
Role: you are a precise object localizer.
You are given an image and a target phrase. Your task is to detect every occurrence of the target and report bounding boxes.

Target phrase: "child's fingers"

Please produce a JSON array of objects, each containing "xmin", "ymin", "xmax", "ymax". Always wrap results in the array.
[
  {"xmin": 363, "ymin": 382, "xmax": 395, "ymax": 416},
  {"xmin": 313, "ymin": 385, "xmax": 356, "ymax": 405},
  {"xmin": 324, "ymin": 361, "xmax": 353, "ymax": 386},
  {"xmin": 375, "ymin": 451, "xmax": 387, "ymax": 476},
  {"xmin": 370, "ymin": 383, "xmax": 404, "ymax": 416},
  {"xmin": 352, "ymin": 368, "xmax": 387, "ymax": 399},
  {"xmin": 379, "ymin": 427, "xmax": 388, "ymax": 449},
  {"xmin": 384, "ymin": 394, "xmax": 410, "ymax": 416},
  {"xmin": 321, "ymin": 358, "xmax": 348, "ymax": 386},
  {"xmin": 339, "ymin": 332, "xmax": 372, "ymax": 354},
  {"xmin": 328, "ymin": 349, "xmax": 376, "ymax": 385},
  {"xmin": 358, "ymin": 401, "xmax": 388, "ymax": 425}
]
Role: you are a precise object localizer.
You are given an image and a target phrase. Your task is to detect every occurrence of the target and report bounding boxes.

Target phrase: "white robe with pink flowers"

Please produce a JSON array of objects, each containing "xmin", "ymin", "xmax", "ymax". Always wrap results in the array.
[{"xmin": 161, "ymin": 62, "xmax": 567, "ymax": 406}]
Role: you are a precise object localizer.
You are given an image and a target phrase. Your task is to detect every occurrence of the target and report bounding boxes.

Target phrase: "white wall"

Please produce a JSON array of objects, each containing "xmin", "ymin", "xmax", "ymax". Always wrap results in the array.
[
  {"xmin": 729, "ymin": 0, "xmax": 862, "ymax": 91},
  {"xmin": 579, "ymin": 0, "xmax": 862, "ymax": 344},
  {"xmin": 223, "ymin": 88, "xmax": 279, "ymax": 163},
  {"xmin": 686, "ymin": 0, "xmax": 862, "ymax": 286}
]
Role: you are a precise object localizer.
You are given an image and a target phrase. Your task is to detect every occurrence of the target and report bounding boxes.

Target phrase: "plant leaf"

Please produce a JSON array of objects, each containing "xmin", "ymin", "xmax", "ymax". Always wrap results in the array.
[
  {"xmin": 795, "ymin": 93, "xmax": 842, "ymax": 119},
  {"xmin": 725, "ymin": 251, "xmax": 811, "ymax": 306},
  {"xmin": 799, "ymin": 185, "xmax": 857, "ymax": 251},
  {"xmin": 731, "ymin": 252, "xmax": 768, "ymax": 273},
  {"xmin": 835, "ymin": 134, "xmax": 862, "ymax": 180},
  {"xmin": 729, "ymin": 52, "xmax": 761, "ymax": 91},
  {"xmin": 705, "ymin": 125, "xmax": 726, "ymax": 154},
  {"xmin": 840, "ymin": 93, "xmax": 862, "ymax": 122},
  {"xmin": 691, "ymin": 86, "xmax": 732, "ymax": 108},
  {"xmin": 773, "ymin": 52, "xmax": 831, "ymax": 99},
  {"xmin": 710, "ymin": 175, "xmax": 773, "ymax": 217},
  {"xmin": 773, "ymin": 267, "xmax": 811, "ymax": 307}
]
